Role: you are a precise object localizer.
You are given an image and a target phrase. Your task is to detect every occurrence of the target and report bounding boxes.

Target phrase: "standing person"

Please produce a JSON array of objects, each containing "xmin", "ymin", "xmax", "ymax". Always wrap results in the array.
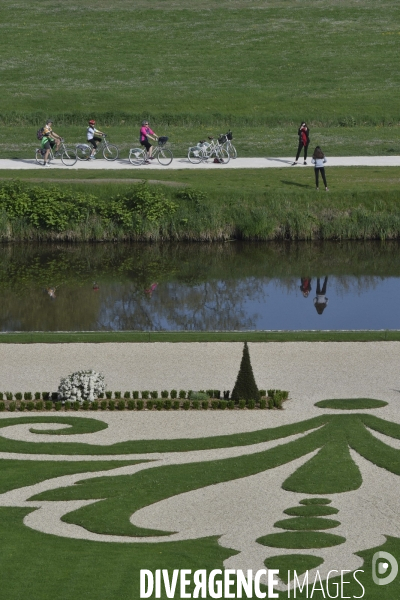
[
  {"xmin": 41, "ymin": 119, "xmax": 62, "ymax": 167},
  {"xmin": 292, "ymin": 122, "xmax": 310, "ymax": 165},
  {"xmin": 140, "ymin": 120, "xmax": 158, "ymax": 161},
  {"xmin": 311, "ymin": 146, "xmax": 329, "ymax": 191},
  {"xmin": 313, "ymin": 277, "xmax": 329, "ymax": 315},
  {"xmin": 87, "ymin": 119, "xmax": 105, "ymax": 159}
]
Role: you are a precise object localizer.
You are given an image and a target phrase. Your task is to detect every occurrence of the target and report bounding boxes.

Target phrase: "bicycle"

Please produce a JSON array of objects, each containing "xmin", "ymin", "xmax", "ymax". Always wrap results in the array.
[
  {"xmin": 35, "ymin": 139, "xmax": 77, "ymax": 166},
  {"xmin": 75, "ymin": 134, "xmax": 119, "ymax": 161},
  {"xmin": 222, "ymin": 131, "xmax": 237, "ymax": 159},
  {"xmin": 129, "ymin": 136, "xmax": 173, "ymax": 166},
  {"xmin": 187, "ymin": 136, "xmax": 230, "ymax": 164}
]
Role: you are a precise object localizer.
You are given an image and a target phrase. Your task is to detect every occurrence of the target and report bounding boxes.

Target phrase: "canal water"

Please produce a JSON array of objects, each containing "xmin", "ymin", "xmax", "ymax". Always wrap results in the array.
[{"xmin": 0, "ymin": 242, "xmax": 399, "ymax": 331}]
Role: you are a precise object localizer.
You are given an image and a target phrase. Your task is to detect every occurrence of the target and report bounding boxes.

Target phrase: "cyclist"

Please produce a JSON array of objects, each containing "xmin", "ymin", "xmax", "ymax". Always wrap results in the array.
[
  {"xmin": 41, "ymin": 119, "xmax": 62, "ymax": 167},
  {"xmin": 87, "ymin": 119, "xmax": 105, "ymax": 159},
  {"xmin": 140, "ymin": 120, "xmax": 158, "ymax": 161}
]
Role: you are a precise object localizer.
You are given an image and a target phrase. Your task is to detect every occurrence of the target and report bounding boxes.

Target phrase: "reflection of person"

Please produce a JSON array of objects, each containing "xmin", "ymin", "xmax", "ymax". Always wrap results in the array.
[
  {"xmin": 292, "ymin": 122, "xmax": 310, "ymax": 165},
  {"xmin": 311, "ymin": 146, "xmax": 328, "ymax": 191},
  {"xmin": 144, "ymin": 282, "xmax": 158, "ymax": 297},
  {"xmin": 93, "ymin": 282, "xmax": 99, "ymax": 292},
  {"xmin": 45, "ymin": 286, "xmax": 57, "ymax": 300},
  {"xmin": 313, "ymin": 277, "xmax": 328, "ymax": 314},
  {"xmin": 300, "ymin": 277, "xmax": 312, "ymax": 298}
]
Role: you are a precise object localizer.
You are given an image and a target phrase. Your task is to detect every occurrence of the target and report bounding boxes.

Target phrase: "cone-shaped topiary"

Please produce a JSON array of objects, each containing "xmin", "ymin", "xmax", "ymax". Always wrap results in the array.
[{"xmin": 231, "ymin": 342, "xmax": 259, "ymax": 402}]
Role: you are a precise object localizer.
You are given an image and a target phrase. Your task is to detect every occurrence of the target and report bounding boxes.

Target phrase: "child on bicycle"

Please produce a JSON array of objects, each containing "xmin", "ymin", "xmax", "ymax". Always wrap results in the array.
[
  {"xmin": 41, "ymin": 119, "xmax": 62, "ymax": 167},
  {"xmin": 87, "ymin": 119, "xmax": 105, "ymax": 159},
  {"xmin": 140, "ymin": 120, "xmax": 158, "ymax": 161}
]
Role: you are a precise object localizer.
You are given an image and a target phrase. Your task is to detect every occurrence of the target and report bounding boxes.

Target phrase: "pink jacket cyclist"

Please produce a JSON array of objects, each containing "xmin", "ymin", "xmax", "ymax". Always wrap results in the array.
[{"xmin": 140, "ymin": 120, "xmax": 158, "ymax": 161}]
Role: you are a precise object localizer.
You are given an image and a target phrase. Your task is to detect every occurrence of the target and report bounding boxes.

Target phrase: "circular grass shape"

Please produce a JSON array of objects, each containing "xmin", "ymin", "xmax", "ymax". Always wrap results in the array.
[
  {"xmin": 257, "ymin": 531, "xmax": 345, "ymax": 549},
  {"xmin": 264, "ymin": 554, "xmax": 324, "ymax": 584},
  {"xmin": 0, "ymin": 416, "xmax": 108, "ymax": 437},
  {"xmin": 284, "ymin": 506, "xmax": 338, "ymax": 517},
  {"xmin": 300, "ymin": 498, "xmax": 331, "ymax": 505},
  {"xmin": 314, "ymin": 398, "xmax": 387, "ymax": 410},
  {"xmin": 274, "ymin": 517, "xmax": 340, "ymax": 531}
]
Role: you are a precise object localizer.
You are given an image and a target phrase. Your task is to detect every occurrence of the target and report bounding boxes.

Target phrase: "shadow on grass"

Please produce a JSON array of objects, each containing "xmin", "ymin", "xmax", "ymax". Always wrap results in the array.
[{"xmin": 281, "ymin": 180, "xmax": 313, "ymax": 188}]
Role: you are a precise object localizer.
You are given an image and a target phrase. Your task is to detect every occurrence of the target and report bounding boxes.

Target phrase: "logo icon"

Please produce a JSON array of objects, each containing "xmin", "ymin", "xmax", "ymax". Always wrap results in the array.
[{"xmin": 372, "ymin": 551, "xmax": 398, "ymax": 586}]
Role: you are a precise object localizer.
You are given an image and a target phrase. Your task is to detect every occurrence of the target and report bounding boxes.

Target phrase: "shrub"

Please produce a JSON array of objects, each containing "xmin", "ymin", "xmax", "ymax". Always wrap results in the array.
[
  {"xmin": 114, "ymin": 391, "xmax": 121, "ymax": 399},
  {"xmin": 247, "ymin": 399, "xmax": 255, "ymax": 409},
  {"xmin": 73, "ymin": 401, "xmax": 80, "ymax": 411},
  {"xmin": 189, "ymin": 391, "xmax": 209, "ymax": 402},
  {"xmin": 105, "ymin": 391, "xmax": 112, "ymax": 399},
  {"xmin": 36, "ymin": 400, "xmax": 44, "ymax": 411},
  {"xmin": 268, "ymin": 397, "xmax": 274, "ymax": 409},
  {"xmin": 91, "ymin": 400, "xmax": 98, "ymax": 411},
  {"xmin": 100, "ymin": 400, "xmax": 108, "ymax": 410},
  {"xmin": 170, "ymin": 389, "xmax": 177, "ymax": 399},
  {"xmin": 27, "ymin": 401, "xmax": 34, "ymax": 411},
  {"xmin": 108, "ymin": 400, "xmax": 115, "ymax": 411},
  {"xmin": 206, "ymin": 389, "xmax": 214, "ymax": 398},
  {"xmin": 5, "ymin": 392, "xmax": 13, "ymax": 401},
  {"xmin": 267, "ymin": 389, "xmax": 275, "ymax": 398},
  {"xmin": 260, "ymin": 398, "xmax": 267, "ymax": 409},
  {"xmin": 52, "ymin": 392, "xmax": 58, "ymax": 401},
  {"xmin": 259, "ymin": 389, "xmax": 266, "ymax": 398},
  {"xmin": 211, "ymin": 400, "xmax": 219, "ymax": 410},
  {"xmin": 0, "ymin": 401, "xmax": 5, "ymax": 412},
  {"xmin": 201, "ymin": 400, "xmax": 209, "ymax": 410},
  {"xmin": 58, "ymin": 370, "xmax": 105, "ymax": 403},
  {"xmin": 219, "ymin": 400, "xmax": 227, "ymax": 410},
  {"xmin": 98, "ymin": 392, "xmax": 104, "ymax": 399},
  {"xmin": 151, "ymin": 391, "xmax": 159, "ymax": 399},
  {"xmin": 45, "ymin": 400, "xmax": 53, "ymax": 410},
  {"xmin": 281, "ymin": 391, "xmax": 289, "ymax": 400},
  {"xmin": 55, "ymin": 401, "xmax": 62, "ymax": 411},
  {"xmin": 82, "ymin": 400, "xmax": 90, "ymax": 410},
  {"xmin": 15, "ymin": 392, "xmax": 22, "ymax": 401},
  {"xmin": 118, "ymin": 400, "xmax": 126, "ymax": 411},
  {"xmin": 161, "ymin": 390, "xmax": 169, "ymax": 399},
  {"xmin": 164, "ymin": 399, "xmax": 172, "ymax": 410},
  {"xmin": 223, "ymin": 390, "xmax": 230, "ymax": 399},
  {"xmin": 227, "ymin": 400, "xmax": 235, "ymax": 409},
  {"xmin": 133, "ymin": 391, "xmax": 139, "ymax": 399},
  {"xmin": 8, "ymin": 401, "xmax": 16, "ymax": 412},
  {"xmin": 64, "ymin": 401, "xmax": 71, "ymax": 411},
  {"xmin": 192, "ymin": 400, "xmax": 200, "ymax": 410},
  {"xmin": 183, "ymin": 400, "xmax": 190, "ymax": 410},
  {"xmin": 0, "ymin": 392, "xmax": 3, "ymax": 400},
  {"xmin": 172, "ymin": 400, "xmax": 180, "ymax": 410},
  {"xmin": 214, "ymin": 390, "xmax": 221, "ymax": 399},
  {"xmin": 19, "ymin": 401, "xmax": 26, "ymax": 411},
  {"xmin": 141, "ymin": 391, "xmax": 149, "ymax": 399},
  {"xmin": 123, "ymin": 391, "xmax": 131, "ymax": 399},
  {"xmin": 274, "ymin": 393, "xmax": 283, "ymax": 409},
  {"xmin": 24, "ymin": 392, "xmax": 32, "ymax": 400},
  {"xmin": 239, "ymin": 399, "xmax": 246, "ymax": 409},
  {"xmin": 155, "ymin": 400, "xmax": 162, "ymax": 411},
  {"xmin": 231, "ymin": 342, "xmax": 259, "ymax": 403},
  {"xmin": 146, "ymin": 400, "xmax": 154, "ymax": 410},
  {"xmin": 179, "ymin": 390, "xmax": 186, "ymax": 399},
  {"xmin": 136, "ymin": 400, "xmax": 144, "ymax": 410},
  {"xmin": 127, "ymin": 399, "xmax": 135, "ymax": 410},
  {"xmin": 34, "ymin": 392, "xmax": 41, "ymax": 400},
  {"xmin": 42, "ymin": 392, "xmax": 50, "ymax": 401}
]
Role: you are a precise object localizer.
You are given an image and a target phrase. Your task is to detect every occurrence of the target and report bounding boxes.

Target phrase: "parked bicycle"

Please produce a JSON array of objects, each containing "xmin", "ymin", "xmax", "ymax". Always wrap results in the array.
[
  {"xmin": 222, "ymin": 131, "xmax": 237, "ymax": 159},
  {"xmin": 35, "ymin": 139, "xmax": 77, "ymax": 166},
  {"xmin": 75, "ymin": 135, "xmax": 119, "ymax": 161},
  {"xmin": 187, "ymin": 135, "xmax": 230, "ymax": 164},
  {"xmin": 129, "ymin": 136, "xmax": 173, "ymax": 166}
]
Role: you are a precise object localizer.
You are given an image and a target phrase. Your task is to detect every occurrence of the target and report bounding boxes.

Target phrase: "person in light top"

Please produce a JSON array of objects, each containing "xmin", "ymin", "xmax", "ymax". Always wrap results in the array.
[
  {"xmin": 311, "ymin": 146, "xmax": 329, "ymax": 191},
  {"xmin": 140, "ymin": 120, "xmax": 158, "ymax": 162},
  {"xmin": 87, "ymin": 119, "xmax": 105, "ymax": 159},
  {"xmin": 313, "ymin": 277, "xmax": 329, "ymax": 315}
]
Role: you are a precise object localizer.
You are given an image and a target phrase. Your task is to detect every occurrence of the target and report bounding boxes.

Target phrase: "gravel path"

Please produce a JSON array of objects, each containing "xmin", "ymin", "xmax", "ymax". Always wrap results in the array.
[{"xmin": 1, "ymin": 156, "xmax": 400, "ymax": 170}]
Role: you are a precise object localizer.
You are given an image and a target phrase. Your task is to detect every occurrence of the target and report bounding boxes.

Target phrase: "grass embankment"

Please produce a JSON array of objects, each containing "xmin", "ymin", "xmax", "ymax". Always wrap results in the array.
[
  {"xmin": 1, "ymin": 0, "xmax": 400, "ymax": 159},
  {"xmin": 1, "ymin": 170, "xmax": 400, "ymax": 241}
]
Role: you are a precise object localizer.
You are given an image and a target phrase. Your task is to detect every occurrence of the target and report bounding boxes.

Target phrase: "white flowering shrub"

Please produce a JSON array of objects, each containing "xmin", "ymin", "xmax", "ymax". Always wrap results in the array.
[{"xmin": 58, "ymin": 370, "xmax": 105, "ymax": 403}]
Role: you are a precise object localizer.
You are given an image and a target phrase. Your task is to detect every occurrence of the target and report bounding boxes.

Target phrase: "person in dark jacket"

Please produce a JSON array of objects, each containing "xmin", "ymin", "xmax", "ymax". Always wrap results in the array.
[{"xmin": 292, "ymin": 122, "xmax": 310, "ymax": 165}]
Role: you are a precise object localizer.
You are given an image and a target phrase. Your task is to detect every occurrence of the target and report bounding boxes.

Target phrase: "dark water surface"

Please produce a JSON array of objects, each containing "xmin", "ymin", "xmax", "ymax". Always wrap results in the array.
[{"xmin": 1, "ymin": 242, "xmax": 399, "ymax": 331}]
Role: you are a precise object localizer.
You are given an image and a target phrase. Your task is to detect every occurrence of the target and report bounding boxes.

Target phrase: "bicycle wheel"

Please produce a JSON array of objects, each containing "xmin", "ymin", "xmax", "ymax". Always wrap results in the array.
[
  {"xmin": 103, "ymin": 144, "xmax": 119, "ymax": 161},
  {"xmin": 61, "ymin": 148, "xmax": 78, "ymax": 166},
  {"xmin": 129, "ymin": 148, "xmax": 147, "ymax": 165},
  {"xmin": 156, "ymin": 147, "xmax": 173, "ymax": 166},
  {"xmin": 187, "ymin": 147, "xmax": 203, "ymax": 164},
  {"xmin": 226, "ymin": 142, "xmax": 237, "ymax": 159},
  {"xmin": 35, "ymin": 149, "xmax": 44, "ymax": 165},
  {"xmin": 76, "ymin": 144, "xmax": 91, "ymax": 161},
  {"xmin": 216, "ymin": 147, "xmax": 230, "ymax": 164}
]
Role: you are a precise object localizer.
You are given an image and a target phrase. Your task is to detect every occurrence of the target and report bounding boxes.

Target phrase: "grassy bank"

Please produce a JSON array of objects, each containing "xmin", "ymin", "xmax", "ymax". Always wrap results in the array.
[{"xmin": 1, "ymin": 171, "xmax": 400, "ymax": 241}]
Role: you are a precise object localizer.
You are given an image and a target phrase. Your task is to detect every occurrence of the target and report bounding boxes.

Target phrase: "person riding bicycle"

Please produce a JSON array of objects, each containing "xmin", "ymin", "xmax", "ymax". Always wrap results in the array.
[
  {"xmin": 41, "ymin": 119, "xmax": 62, "ymax": 167},
  {"xmin": 87, "ymin": 119, "xmax": 105, "ymax": 159},
  {"xmin": 140, "ymin": 120, "xmax": 158, "ymax": 161}
]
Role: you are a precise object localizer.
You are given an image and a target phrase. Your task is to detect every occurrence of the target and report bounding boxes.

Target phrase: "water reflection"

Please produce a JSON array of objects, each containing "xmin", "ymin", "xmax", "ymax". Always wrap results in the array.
[{"xmin": 0, "ymin": 242, "xmax": 399, "ymax": 331}]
